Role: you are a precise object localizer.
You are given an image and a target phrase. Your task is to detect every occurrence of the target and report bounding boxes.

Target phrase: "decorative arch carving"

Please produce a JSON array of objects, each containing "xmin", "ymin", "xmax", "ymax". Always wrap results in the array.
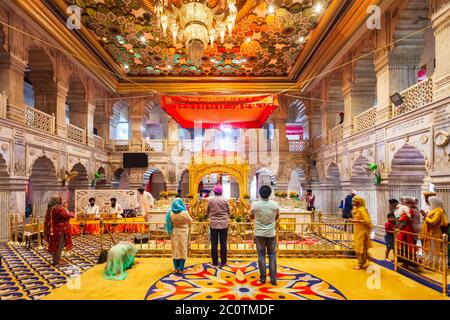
[{"xmin": 188, "ymin": 155, "xmax": 249, "ymax": 200}]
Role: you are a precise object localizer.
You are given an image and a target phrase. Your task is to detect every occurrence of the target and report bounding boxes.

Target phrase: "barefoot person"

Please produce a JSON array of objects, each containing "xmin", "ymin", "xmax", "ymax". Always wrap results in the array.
[
  {"xmin": 206, "ymin": 184, "xmax": 230, "ymax": 267},
  {"xmin": 44, "ymin": 195, "xmax": 75, "ymax": 266},
  {"xmin": 166, "ymin": 198, "xmax": 193, "ymax": 274},
  {"xmin": 250, "ymin": 185, "xmax": 280, "ymax": 285},
  {"xmin": 351, "ymin": 196, "xmax": 372, "ymax": 270}
]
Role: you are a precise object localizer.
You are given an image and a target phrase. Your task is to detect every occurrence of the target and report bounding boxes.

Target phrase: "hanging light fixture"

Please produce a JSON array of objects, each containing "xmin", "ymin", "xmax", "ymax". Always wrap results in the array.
[{"xmin": 155, "ymin": 0, "xmax": 237, "ymax": 65}]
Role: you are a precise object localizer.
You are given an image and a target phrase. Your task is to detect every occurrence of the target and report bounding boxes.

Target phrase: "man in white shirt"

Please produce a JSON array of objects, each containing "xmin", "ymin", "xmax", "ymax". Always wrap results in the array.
[
  {"xmin": 135, "ymin": 187, "xmax": 155, "ymax": 219},
  {"xmin": 108, "ymin": 197, "xmax": 123, "ymax": 218},
  {"xmin": 84, "ymin": 197, "xmax": 100, "ymax": 218}
]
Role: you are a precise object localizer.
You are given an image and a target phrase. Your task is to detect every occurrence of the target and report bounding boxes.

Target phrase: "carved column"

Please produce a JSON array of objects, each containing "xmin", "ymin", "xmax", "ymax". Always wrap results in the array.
[
  {"xmin": 0, "ymin": 177, "xmax": 28, "ymax": 242},
  {"xmin": 129, "ymin": 97, "xmax": 145, "ymax": 151},
  {"xmin": 320, "ymin": 79, "xmax": 329, "ymax": 144},
  {"xmin": 431, "ymin": 1, "xmax": 450, "ymax": 100},
  {"xmin": 0, "ymin": 53, "xmax": 27, "ymax": 124},
  {"xmin": 271, "ymin": 95, "xmax": 289, "ymax": 192}
]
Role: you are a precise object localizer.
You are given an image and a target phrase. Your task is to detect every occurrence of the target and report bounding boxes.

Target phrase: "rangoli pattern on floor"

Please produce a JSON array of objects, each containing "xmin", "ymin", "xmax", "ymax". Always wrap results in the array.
[
  {"xmin": 145, "ymin": 261, "xmax": 346, "ymax": 300},
  {"xmin": 0, "ymin": 234, "xmax": 130, "ymax": 300}
]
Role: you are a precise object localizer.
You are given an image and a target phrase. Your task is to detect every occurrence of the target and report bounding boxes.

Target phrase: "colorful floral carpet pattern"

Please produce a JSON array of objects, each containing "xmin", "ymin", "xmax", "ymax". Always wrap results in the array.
[
  {"xmin": 145, "ymin": 261, "xmax": 347, "ymax": 300},
  {"xmin": 0, "ymin": 235, "xmax": 128, "ymax": 300}
]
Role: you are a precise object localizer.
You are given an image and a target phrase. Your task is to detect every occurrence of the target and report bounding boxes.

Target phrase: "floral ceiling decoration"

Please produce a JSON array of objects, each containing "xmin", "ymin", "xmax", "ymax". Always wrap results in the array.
[{"xmin": 65, "ymin": 0, "xmax": 330, "ymax": 77}]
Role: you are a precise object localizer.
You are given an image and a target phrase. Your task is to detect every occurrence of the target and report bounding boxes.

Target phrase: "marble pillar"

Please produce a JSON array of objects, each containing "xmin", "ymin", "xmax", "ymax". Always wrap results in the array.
[
  {"xmin": 0, "ymin": 53, "xmax": 26, "ymax": 124},
  {"xmin": 431, "ymin": 1, "xmax": 450, "ymax": 101},
  {"xmin": 0, "ymin": 177, "xmax": 27, "ymax": 242}
]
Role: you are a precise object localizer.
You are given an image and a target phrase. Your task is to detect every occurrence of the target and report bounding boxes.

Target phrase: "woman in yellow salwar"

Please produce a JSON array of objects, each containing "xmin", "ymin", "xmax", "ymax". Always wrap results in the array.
[
  {"xmin": 419, "ymin": 196, "xmax": 448, "ymax": 265},
  {"xmin": 351, "ymin": 196, "xmax": 372, "ymax": 270}
]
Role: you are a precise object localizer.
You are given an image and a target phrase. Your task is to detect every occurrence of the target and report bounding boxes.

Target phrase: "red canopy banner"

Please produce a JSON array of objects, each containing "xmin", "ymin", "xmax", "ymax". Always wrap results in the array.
[{"xmin": 161, "ymin": 95, "xmax": 278, "ymax": 129}]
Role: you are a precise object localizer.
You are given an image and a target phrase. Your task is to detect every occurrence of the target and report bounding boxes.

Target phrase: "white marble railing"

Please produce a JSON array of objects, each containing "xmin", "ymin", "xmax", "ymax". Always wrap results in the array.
[
  {"xmin": 353, "ymin": 106, "xmax": 377, "ymax": 133},
  {"xmin": 393, "ymin": 77, "xmax": 433, "ymax": 117},
  {"xmin": 288, "ymin": 140, "xmax": 307, "ymax": 152},
  {"xmin": 142, "ymin": 139, "xmax": 167, "ymax": 152},
  {"xmin": 111, "ymin": 139, "xmax": 131, "ymax": 152},
  {"xmin": 66, "ymin": 123, "xmax": 86, "ymax": 144},
  {"xmin": 328, "ymin": 124, "xmax": 343, "ymax": 144},
  {"xmin": 25, "ymin": 106, "xmax": 55, "ymax": 134},
  {"xmin": 0, "ymin": 91, "xmax": 7, "ymax": 119},
  {"xmin": 93, "ymin": 134, "xmax": 105, "ymax": 149}
]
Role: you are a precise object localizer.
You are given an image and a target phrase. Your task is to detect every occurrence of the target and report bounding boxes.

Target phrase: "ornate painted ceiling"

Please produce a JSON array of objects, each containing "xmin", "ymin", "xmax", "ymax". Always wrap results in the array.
[{"xmin": 63, "ymin": 0, "xmax": 331, "ymax": 77}]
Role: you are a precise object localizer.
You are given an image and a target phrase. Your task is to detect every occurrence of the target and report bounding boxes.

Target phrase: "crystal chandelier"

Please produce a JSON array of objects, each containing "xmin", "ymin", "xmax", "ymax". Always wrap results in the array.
[{"xmin": 155, "ymin": 0, "xmax": 237, "ymax": 65}]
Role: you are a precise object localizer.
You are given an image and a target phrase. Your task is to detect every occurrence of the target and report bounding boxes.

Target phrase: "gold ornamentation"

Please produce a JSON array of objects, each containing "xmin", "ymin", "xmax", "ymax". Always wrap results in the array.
[{"xmin": 1, "ymin": 143, "xmax": 8, "ymax": 151}]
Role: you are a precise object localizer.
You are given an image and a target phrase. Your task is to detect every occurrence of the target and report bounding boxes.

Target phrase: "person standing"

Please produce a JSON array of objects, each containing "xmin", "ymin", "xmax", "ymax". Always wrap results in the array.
[
  {"xmin": 397, "ymin": 197, "xmax": 416, "ymax": 268},
  {"xmin": 350, "ymin": 196, "xmax": 372, "ymax": 270},
  {"xmin": 305, "ymin": 189, "xmax": 315, "ymax": 211},
  {"xmin": 342, "ymin": 190, "xmax": 356, "ymax": 219},
  {"xmin": 250, "ymin": 185, "xmax": 280, "ymax": 285},
  {"xmin": 206, "ymin": 184, "xmax": 230, "ymax": 267},
  {"xmin": 384, "ymin": 213, "xmax": 396, "ymax": 260},
  {"xmin": 44, "ymin": 195, "xmax": 74, "ymax": 266},
  {"xmin": 166, "ymin": 198, "xmax": 193, "ymax": 274},
  {"xmin": 419, "ymin": 196, "xmax": 448, "ymax": 265},
  {"xmin": 135, "ymin": 187, "xmax": 155, "ymax": 220}
]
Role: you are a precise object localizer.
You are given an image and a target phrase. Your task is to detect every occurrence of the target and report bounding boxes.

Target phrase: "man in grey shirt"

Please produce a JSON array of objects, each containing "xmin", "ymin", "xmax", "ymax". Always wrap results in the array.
[
  {"xmin": 250, "ymin": 185, "xmax": 280, "ymax": 285},
  {"xmin": 206, "ymin": 184, "xmax": 230, "ymax": 266}
]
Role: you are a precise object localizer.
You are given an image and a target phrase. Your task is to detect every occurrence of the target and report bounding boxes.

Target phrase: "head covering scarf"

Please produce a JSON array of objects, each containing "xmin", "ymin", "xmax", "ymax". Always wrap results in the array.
[
  {"xmin": 213, "ymin": 184, "xmax": 223, "ymax": 195},
  {"xmin": 165, "ymin": 198, "xmax": 187, "ymax": 234},
  {"xmin": 44, "ymin": 195, "xmax": 63, "ymax": 240},
  {"xmin": 352, "ymin": 196, "xmax": 366, "ymax": 208},
  {"xmin": 429, "ymin": 196, "xmax": 444, "ymax": 211}
]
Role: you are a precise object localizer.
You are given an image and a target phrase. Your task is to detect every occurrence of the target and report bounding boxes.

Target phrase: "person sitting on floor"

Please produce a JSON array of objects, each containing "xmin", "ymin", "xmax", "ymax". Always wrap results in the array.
[
  {"xmin": 84, "ymin": 197, "xmax": 100, "ymax": 219},
  {"xmin": 108, "ymin": 197, "xmax": 123, "ymax": 218}
]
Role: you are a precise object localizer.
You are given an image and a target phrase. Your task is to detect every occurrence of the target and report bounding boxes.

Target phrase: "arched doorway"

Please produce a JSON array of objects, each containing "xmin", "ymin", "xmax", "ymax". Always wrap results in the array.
[
  {"xmin": 350, "ymin": 155, "xmax": 376, "ymax": 218},
  {"xmin": 250, "ymin": 167, "xmax": 277, "ymax": 200},
  {"xmin": 388, "ymin": 144, "xmax": 427, "ymax": 208},
  {"xmin": 28, "ymin": 156, "xmax": 61, "ymax": 218},
  {"xmin": 25, "ymin": 47, "xmax": 56, "ymax": 114},
  {"xmin": 288, "ymin": 168, "xmax": 306, "ymax": 198},
  {"xmin": 321, "ymin": 163, "xmax": 342, "ymax": 215},
  {"xmin": 112, "ymin": 168, "xmax": 129, "ymax": 189},
  {"xmin": 178, "ymin": 169, "xmax": 189, "ymax": 197},
  {"xmin": 188, "ymin": 156, "xmax": 249, "ymax": 200},
  {"xmin": 66, "ymin": 75, "xmax": 87, "ymax": 129},
  {"xmin": 143, "ymin": 168, "xmax": 166, "ymax": 200},
  {"xmin": 95, "ymin": 167, "xmax": 107, "ymax": 189},
  {"xmin": 67, "ymin": 162, "xmax": 90, "ymax": 212}
]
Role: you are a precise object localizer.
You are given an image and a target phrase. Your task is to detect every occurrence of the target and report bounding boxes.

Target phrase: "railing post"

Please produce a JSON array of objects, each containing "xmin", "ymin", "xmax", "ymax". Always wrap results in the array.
[
  {"xmin": 51, "ymin": 113, "xmax": 56, "ymax": 134},
  {"xmin": 393, "ymin": 229, "xmax": 398, "ymax": 272},
  {"xmin": 100, "ymin": 219, "xmax": 104, "ymax": 251},
  {"xmin": 14, "ymin": 215, "xmax": 19, "ymax": 244},
  {"xmin": 8, "ymin": 214, "xmax": 14, "ymax": 244},
  {"xmin": 442, "ymin": 233, "xmax": 448, "ymax": 295},
  {"xmin": 36, "ymin": 217, "xmax": 43, "ymax": 250}
]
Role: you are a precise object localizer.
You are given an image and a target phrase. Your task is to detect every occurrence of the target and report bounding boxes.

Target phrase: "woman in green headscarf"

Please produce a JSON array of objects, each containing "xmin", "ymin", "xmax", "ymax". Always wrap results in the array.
[{"xmin": 166, "ymin": 198, "xmax": 193, "ymax": 274}]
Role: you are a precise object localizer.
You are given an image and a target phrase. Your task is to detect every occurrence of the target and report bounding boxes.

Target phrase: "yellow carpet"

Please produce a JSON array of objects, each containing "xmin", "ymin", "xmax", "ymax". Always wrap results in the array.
[{"xmin": 44, "ymin": 256, "xmax": 449, "ymax": 300}]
